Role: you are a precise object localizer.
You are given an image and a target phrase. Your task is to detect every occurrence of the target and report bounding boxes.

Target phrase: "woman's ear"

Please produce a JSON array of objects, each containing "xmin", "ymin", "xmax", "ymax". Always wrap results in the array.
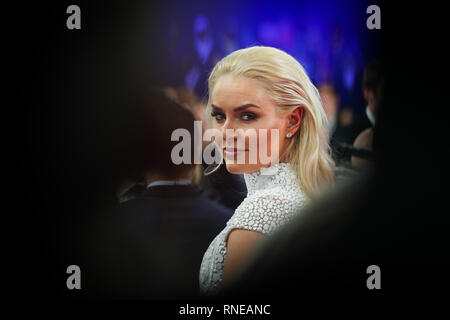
[{"xmin": 285, "ymin": 107, "xmax": 304, "ymax": 138}]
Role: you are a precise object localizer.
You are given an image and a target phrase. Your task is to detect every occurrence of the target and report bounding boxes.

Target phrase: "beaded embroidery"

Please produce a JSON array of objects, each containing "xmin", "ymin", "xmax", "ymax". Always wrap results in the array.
[{"xmin": 199, "ymin": 162, "xmax": 308, "ymax": 294}]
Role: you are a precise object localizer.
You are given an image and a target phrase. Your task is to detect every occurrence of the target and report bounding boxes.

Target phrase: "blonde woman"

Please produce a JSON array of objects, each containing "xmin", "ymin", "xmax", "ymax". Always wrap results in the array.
[{"xmin": 199, "ymin": 46, "xmax": 335, "ymax": 295}]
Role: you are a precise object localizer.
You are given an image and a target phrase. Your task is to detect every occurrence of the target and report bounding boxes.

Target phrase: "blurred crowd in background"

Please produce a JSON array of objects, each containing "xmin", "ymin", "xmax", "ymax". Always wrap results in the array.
[{"xmin": 155, "ymin": 0, "xmax": 382, "ymax": 169}]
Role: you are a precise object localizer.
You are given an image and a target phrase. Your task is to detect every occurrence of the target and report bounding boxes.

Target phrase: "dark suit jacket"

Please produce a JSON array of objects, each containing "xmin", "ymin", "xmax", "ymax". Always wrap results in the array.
[{"xmin": 87, "ymin": 184, "xmax": 232, "ymax": 299}]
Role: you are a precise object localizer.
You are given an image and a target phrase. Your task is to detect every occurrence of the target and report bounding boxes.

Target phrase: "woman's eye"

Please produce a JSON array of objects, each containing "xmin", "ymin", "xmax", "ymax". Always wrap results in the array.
[
  {"xmin": 211, "ymin": 112, "xmax": 225, "ymax": 122},
  {"xmin": 241, "ymin": 112, "xmax": 257, "ymax": 121}
]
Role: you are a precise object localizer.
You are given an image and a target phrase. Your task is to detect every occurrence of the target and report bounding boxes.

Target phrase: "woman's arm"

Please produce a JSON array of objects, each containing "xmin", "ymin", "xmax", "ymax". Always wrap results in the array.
[{"xmin": 222, "ymin": 229, "xmax": 266, "ymax": 285}]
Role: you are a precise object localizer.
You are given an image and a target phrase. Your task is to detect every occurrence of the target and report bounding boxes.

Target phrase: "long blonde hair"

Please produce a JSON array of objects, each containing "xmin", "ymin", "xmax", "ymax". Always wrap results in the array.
[{"xmin": 206, "ymin": 46, "xmax": 335, "ymax": 198}]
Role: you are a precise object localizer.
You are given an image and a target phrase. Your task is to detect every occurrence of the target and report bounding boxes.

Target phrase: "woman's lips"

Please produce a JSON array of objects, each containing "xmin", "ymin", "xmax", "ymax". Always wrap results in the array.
[{"xmin": 223, "ymin": 148, "xmax": 248, "ymax": 158}]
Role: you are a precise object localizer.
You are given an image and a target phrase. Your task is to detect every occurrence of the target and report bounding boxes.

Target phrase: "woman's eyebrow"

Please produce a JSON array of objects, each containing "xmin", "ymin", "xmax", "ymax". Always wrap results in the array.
[
  {"xmin": 211, "ymin": 104, "xmax": 223, "ymax": 111},
  {"xmin": 234, "ymin": 104, "xmax": 262, "ymax": 111},
  {"xmin": 212, "ymin": 104, "xmax": 261, "ymax": 111}
]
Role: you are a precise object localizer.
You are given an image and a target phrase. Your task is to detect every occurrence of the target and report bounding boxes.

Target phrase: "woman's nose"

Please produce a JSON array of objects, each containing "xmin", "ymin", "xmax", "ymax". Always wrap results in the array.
[
  {"xmin": 222, "ymin": 120, "xmax": 237, "ymax": 146},
  {"xmin": 221, "ymin": 118, "xmax": 232, "ymax": 133},
  {"xmin": 221, "ymin": 117, "xmax": 234, "ymax": 131}
]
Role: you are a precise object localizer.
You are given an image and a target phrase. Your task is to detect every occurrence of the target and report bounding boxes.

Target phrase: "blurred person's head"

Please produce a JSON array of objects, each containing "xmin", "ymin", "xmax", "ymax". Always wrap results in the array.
[
  {"xmin": 121, "ymin": 86, "xmax": 196, "ymax": 184},
  {"xmin": 163, "ymin": 86, "xmax": 209, "ymax": 153},
  {"xmin": 318, "ymin": 83, "xmax": 340, "ymax": 133},
  {"xmin": 175, "ymin": 86, "xmax": 208, "ymax": 139},
  {"xmin": 206, "ymin": 46, "xmax": 335, "ymax": 197},
  {"xmin": 363, "ymin": 59, "xmax": 384, "ymax": 118}
]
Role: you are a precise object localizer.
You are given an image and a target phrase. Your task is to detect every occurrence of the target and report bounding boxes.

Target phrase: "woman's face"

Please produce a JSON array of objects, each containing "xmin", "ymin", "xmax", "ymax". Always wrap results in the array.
[{"xmin": 210, "ymin": 74, "xmax": 291, "ymax": 174}]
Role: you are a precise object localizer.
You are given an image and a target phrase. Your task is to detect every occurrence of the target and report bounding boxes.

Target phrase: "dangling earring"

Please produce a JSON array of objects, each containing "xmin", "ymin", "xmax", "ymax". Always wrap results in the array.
[
  {"xmin": 204, "ymin": 141, "xmax": 224, "ymax": 176},
  {"xmin": 286, "ymin": 132, "xmax": 292, "ymax": 138}
]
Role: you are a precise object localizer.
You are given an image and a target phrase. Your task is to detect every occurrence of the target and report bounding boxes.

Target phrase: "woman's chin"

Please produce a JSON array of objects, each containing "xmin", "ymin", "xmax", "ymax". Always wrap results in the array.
[{"xmin": 225, "ymin": 163, "xmax": 262, "ymax": 174}]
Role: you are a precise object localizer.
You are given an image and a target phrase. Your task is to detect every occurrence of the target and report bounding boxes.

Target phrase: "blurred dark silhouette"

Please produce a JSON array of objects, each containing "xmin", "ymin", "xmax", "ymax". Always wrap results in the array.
[
  {"xmin": 348, "ymin": 59, "xmax": 383, "ymax": 145},
  {"xmin": 86, "ymin": 88, "xmax": 232, "ymax": 299},
  {"xmin": 327, "ymin": 60, "xmax": 383, "ymax": 168},
  {"xmin": 115, "ymin": 85, "xmax": 197, "ymax": 203}
]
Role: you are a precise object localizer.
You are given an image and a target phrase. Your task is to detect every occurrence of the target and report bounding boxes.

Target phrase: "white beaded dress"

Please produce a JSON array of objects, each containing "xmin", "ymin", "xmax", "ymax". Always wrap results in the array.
[{"xmin": 199, "ymin": 162, "xmax": 309, "ymax": 295}]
